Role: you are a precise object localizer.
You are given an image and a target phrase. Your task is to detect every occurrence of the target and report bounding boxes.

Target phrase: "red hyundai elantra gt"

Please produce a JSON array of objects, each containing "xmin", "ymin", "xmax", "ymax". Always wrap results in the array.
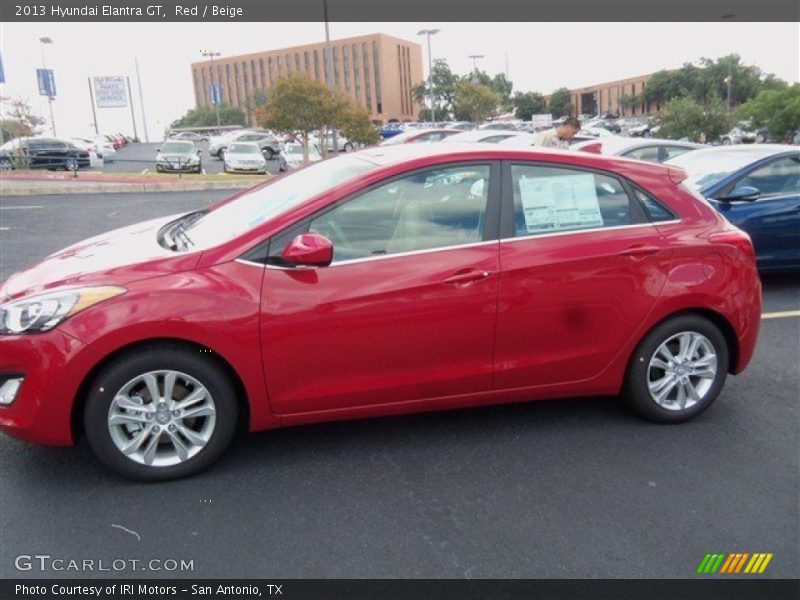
[{"xmin": 0, "ymin": 145, "xmax": 761, "ymax": 480}]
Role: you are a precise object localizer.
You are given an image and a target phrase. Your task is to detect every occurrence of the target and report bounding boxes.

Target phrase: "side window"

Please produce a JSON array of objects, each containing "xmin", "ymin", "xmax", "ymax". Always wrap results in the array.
[
  {"xmin": 623, "ymin": 145, "xmax": 662, "ymax": 163},
  {"xmin": 633, "ymin": 188, "xmax": 676, "ymax": 222},
  {"xmin": 511, "ymin": 164, "xmax": 632, "ymax": 237},
  {"xmin": 481, "ymin": 135, "xmax": 511, "ymax": 144},
  {"xmin": 306, "ymin": 165, "xmax": 491, "ymax": 263},
  {"xmin": 733, "ymin": 156, "xmax": 800, "ymax": 198}
]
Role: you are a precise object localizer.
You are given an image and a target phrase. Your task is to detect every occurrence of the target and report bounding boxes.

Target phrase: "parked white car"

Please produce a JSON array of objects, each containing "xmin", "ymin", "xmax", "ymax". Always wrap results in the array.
[
  {"xmin": 69, "ymin": 137, "xmax": 104, "ymax": 168},
  {"xmin": 223, "ymin": 142, "xmax": 268, "ymax": 174},
  {"xmin": 309, "ymin": 131, "xmax": 355, "ymax": 153},
  {"xmin": 278, "ymin": 142, "xmax": 322, "ymax": 172}
]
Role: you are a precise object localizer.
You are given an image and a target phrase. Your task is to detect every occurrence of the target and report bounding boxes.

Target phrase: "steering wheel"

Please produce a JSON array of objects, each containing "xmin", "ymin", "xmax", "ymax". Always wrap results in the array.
[{"xmin": 311, "ymin": 219, "xmax": 350, "ymax": 249}]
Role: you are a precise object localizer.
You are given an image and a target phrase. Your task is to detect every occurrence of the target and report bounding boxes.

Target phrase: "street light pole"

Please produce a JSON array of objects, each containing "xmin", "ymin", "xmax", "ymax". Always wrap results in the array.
[
  {"xmin": 39, "ymin": 36, "xmax": 56, "ymax": 137},
  {"xmin": 417, "ymin": 28, "xmax": 440, "ymax": 123},
  {"xmin": 725, "ymin": 65, "xmax": 733, "ymax": 114},
  {"xmin": 468, "ymin": 54, "xmax": 484, "ymax": 71},
  {"xmin": 201, "ymin": 50, "xmax": 222, "ymax": 128},
  {"xmin": 323, "ymin": 0, "xmax": 338, "ymax": 154}
]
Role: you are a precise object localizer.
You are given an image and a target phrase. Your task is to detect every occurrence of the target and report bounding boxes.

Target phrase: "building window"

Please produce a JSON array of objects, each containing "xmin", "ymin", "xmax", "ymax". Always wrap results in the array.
[
  {"xmin": 333, "ymin": 46, "xmax": 340, "ymax": 88},
  {"xmin": 343, "ymin": 45, "xmax": 351, "ymax": 95},
  {"xmin": 353, "ymin": 44, "xmax": 361, "ymax": 105},
  {"xmin": 363, "ymin": 43, "xmax": 372, "ymax": 111},
  {"xmin": 295, "ymin": 52, "xmax": 301, "ymax": 74},
  {"xmin": 225, "ymin": 64, "xmax": 233, "ymax": 105},
  {"xmin": 323, "ymin": 49, "xmax": 330, "ymax": 84},
  {"xmin": 304, "ymin": 51, "xmax": 310, "ymax": 75},
  {"xmin": 372, "ymin": 41, "xmax": 382, "ymax": 114},
  {"xmin": 314, "ymin": 49, "xmax": 320, "ymax": 80},
  {"xmin": 285, "ymin": 54, "xmax": 291, "ymax": 75},
  {"xmin": 397, "ymin": 45, "xmax": 405, "ymax": 114}
]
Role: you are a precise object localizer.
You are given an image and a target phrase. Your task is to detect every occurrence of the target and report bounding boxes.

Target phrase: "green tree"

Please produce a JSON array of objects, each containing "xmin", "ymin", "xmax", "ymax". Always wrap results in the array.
[
  {"xmin": 658, "ymin": 95, "xmax": 731, "ymax": 142},
  {"xmin": 170, "ymin": 103, "xmax": 246, "ymax": 129},
  {"xmin": 412, "ymin": 58, "xmax": 459, "ymax": 118},
  {"xmin": 453, "ymin": 82, "xmax": 501, "ymax": 123},
  {"xmin": 549, "ymin": 87, "xmax": 573, "ymax": 118},
  {"xmin": 0, "ymin": 96, "xmax": 46, "ymax": 140},
  {"xmin": 339, "ymin": 106, "xmax": 380, "ymax": 147},
  {"xmin": 738, "ymin": 84, "xmax": 800, "ymax": 141},
  {"xmin": 513, "ymin": 91, "xmax": 546, "ymax": 121}
]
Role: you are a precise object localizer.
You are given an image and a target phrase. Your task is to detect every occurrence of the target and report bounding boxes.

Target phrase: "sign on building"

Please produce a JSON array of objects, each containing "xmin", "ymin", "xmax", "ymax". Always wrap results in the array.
[
  {"xmin": 210, "ymin": 83, "xmax": 223, "ymax": 105},
  {"xmin": 93, "ymin": 76, "xmax": 128, "ymax": 108}
]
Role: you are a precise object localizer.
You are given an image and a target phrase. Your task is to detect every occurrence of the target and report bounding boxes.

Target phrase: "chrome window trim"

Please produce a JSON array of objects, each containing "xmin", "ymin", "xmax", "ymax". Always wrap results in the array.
[
  {"xmin": 237, "ymin": 240, "xmax": 498, "ymax": 270},
  {"xmin": 501, "ymin": 220, "xmax": 680, "ymax": 244}
]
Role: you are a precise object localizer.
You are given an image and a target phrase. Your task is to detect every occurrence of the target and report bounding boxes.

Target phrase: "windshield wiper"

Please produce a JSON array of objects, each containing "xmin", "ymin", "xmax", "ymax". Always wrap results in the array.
[{"xmin": 158, "ymin": 210, "xmax": 206, "ymax": 251}]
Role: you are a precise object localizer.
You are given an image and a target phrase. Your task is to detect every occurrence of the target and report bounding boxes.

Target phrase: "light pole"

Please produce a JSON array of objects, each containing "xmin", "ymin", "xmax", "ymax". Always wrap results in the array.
[
  {"xmin": 468, "ymin": 54, "xmax": 484, "ymax": 71},
  {"xmin": 417, "ymin": 28, "xmax": 440, "ymax": 123},
  {"xmin": 39, "ymin": 36, "xmax": 56, "ymax": 137},
  {"xmin": 323, "ymin": 0, "xmax": 338, "ymax": 154},
  {"xmin": 201, "ymin": 50, "xmax": 222, "ymax": 128}
]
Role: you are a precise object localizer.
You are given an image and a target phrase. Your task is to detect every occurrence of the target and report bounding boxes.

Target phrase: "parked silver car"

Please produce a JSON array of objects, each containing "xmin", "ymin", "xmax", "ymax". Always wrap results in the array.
[{"xmin": 211, "ymin": 131, "xmax": 283, "ymax": 160}]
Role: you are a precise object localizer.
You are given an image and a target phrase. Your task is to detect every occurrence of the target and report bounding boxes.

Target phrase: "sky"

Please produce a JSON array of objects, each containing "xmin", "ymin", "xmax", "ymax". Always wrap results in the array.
[{"xmin": 1, "ymin": 21, "xmax": 797, "ymax": 141}]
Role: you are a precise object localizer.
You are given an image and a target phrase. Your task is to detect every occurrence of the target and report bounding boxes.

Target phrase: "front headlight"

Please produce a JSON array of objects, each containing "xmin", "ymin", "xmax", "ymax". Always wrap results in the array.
[{"xmin": 0, "ymin": 286, "xmax": 126, "ymax": 334}]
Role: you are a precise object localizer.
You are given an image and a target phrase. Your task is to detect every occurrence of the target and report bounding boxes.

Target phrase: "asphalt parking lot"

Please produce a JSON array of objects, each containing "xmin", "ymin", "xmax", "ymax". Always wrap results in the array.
[
  {"xmin": 0, "ymin": 190, "xmax": 798, "ymax": 579},
  {"xmin": 101, "ymin": 142, "xmax": 282, "ymax": 176}
]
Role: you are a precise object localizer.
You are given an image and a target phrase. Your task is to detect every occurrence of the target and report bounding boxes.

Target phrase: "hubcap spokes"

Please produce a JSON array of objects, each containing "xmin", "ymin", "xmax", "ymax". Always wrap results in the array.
[
  {"xmin": 107, "ymin": 370, "xmax": 216, "ymax": 467},
  {"xmin": 647, "ymin": 332, "xmax": 717, "ymax": 411}
]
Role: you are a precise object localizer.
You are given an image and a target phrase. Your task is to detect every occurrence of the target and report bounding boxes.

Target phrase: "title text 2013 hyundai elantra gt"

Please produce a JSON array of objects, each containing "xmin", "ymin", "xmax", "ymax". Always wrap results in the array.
[{"xmin": 0, "ymin": 145, "xmax": 761, "ymax": 480}]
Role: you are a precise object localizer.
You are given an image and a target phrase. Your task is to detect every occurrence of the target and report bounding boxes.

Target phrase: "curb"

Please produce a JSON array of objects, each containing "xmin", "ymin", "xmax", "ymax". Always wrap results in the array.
[{"xmin": 0, "ymin": 179, "xmax": 264, "ymax": 197}]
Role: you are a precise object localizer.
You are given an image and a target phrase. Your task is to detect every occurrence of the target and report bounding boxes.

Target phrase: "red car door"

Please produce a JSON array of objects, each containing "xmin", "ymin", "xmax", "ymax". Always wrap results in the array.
[
  {"xmin": 493, "ymin": 162, "xmax": 672, "ymax": 390},
  {"xmin": 260, "ymin": 162, "xmax": 501, "ymax": 415}
]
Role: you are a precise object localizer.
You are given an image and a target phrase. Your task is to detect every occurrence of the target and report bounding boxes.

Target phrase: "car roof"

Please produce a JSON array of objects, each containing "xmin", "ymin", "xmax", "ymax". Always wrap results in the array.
[
  {"xmin": 577, "ymin": 137, "xmax": 705, "ymax": 154},
  {"xmin": 229, "ymin": 141, "xmax": 260, "ymax": 149},
  {"xmin": 441, "ymin": 130, "xmax": 524, "ymax": 143},
  {"xmin": 675, "ymin": 143, "xmax": 795, "ymax": 160},
  {"xmin": 354, "ymin": 142, "xmax": 678, "ymax": 178}
]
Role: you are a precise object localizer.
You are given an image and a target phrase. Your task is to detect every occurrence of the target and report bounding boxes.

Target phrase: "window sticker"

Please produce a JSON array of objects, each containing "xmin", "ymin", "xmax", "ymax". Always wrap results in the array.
[{"xmin": 519, "ymin": 173, "xmax": 604, "ymax": 233}]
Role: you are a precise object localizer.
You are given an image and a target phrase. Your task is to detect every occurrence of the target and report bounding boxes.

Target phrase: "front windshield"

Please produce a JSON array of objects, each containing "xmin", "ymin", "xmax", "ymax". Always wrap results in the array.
[
  {"xmin": 228, "ymin": 143, "xmax": 259, "ymax": 154},
  {"xmin": 185, "ymin": 154, "xmax": 378, "ymax": 248},
  {"xmin": 667, "ymin": 148, "xmax": 778, "ymax": 193},
  {"xmin": 161, "ymin": 142, "xmax": 194, "ymax": 154}
]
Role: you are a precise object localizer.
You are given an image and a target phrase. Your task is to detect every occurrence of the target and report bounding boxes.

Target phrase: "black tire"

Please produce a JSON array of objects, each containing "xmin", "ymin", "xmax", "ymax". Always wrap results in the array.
[
  {"xmin": 263, "ymin": 148, "xmax": 275, "ymax": 160},
  {"xmin": 623, "ymin": 314, "xmax": 729, "ymax": 423},
  {"xmin": 83, "ymin": 346, "xmax": 239, "ymax": 481},
  {"xmin": 343, "ymin": 142, "xmax": 354, "ymax": 152},
  {"xmin": 218, "ymin": 148, "xmax": 226, "ymax": 161}
]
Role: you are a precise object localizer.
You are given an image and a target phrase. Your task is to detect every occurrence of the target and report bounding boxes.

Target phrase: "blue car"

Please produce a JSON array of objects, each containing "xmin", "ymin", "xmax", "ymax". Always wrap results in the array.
[{"xmin": 667, "ymin": 145, "xmax": 800, "ymax": 272}]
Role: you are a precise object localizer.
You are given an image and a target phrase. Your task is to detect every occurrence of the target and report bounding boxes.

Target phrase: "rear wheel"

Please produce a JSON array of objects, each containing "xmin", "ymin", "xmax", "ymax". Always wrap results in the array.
[
  {"xmin": 263, "ymin": 148, "xmax": 275, "ymax": 160},
  {"xmin": 83, "ymin": 347, "xmax": 238, "ymax": 481},
  {"xmin": 624, "ymin": 315, "xmax": 729, "ymax": 423}
]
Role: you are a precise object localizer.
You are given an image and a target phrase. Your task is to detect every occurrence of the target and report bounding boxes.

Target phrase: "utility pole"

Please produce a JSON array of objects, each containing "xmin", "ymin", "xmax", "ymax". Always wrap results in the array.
[
  {"xmin": 135, "ymin": 57, "xmax": 150, "ymax": 142},
  {"xmin": 725, "ymin": 64, "xmax": 733, "ymax": 114},
  {"xmin": 468, "ymin": 54, "xmax": 484, "ymax": 72},
  {"xmin": 323, "ymin": 0, "xmax": 338, "ymax": 154},
  {"xmin": 417, "ymin": 29, "xmax": 440, "ymax": 122},
  {"xmin": 39, "ymin": 37, "xmax": 56, "ymax": 137},
  {"xmin": 201, "ymin": 50, "xmax": 222, "ymax": 128},
  {"xmin": 87, "ymin": 78, "xmax": 99, "ymax": 135}
]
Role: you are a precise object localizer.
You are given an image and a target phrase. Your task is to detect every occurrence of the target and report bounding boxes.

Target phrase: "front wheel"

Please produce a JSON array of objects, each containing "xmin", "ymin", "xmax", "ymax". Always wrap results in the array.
[
  {"xmin": 623, "ymin": 315, "xmax": 729, "ymax": 423},
  {"xmin": 83, "ymin": 347, "xmax": 239, "ymax": 481},
  {"xmin": 263, "ymin": 148, "xmax": 275, "ymax": 160},
  {"xmin": 343, "ymin": 142, "xmax": 354, "ymax": 152}
]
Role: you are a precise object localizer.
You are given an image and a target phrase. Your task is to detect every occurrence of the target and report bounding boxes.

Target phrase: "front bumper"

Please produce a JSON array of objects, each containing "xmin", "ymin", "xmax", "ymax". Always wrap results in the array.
[
  {"xmin": 226, "ymin": 163, "xmax": 267, "ymax": 173},
  {"xmin": 0, "ymin": 329, "xmax": 98, "ymax": 445},
  {"xmin": 157, "ymin": 161, "xmax": 199, "ymax": 171}
]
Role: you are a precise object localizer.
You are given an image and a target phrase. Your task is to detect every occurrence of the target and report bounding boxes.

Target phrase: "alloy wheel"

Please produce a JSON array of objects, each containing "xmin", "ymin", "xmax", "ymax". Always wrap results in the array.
[
  {"xmin": 647, "ymin": 331, "xmax": 718, "ymax": 411},
  {"xmin": 107, "ymin": 370, "xmax": 217, "ymax": 467}
]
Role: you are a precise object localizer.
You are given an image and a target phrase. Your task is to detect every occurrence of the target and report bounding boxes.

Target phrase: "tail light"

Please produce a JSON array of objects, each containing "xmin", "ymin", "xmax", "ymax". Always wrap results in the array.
[{"xmin": 709, "ymin": 228, "xmax": 756, "ymax": 260}]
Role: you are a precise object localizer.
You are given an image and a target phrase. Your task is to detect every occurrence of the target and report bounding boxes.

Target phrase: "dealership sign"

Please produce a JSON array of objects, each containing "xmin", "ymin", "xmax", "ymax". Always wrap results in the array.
[{"xmin": 92, "ymin": 76, "xmax": 127, "ymax": 108}]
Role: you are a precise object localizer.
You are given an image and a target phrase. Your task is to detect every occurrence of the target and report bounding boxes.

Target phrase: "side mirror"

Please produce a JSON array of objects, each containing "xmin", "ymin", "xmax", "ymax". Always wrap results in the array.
[
  {"xmin": 196, "ymin": 149, "xmax": 201, "ymax": 155},
  {"xmin": 156, "ymin": 148, "xmax": 161, "ymax": 153},
  {"xmin": 719, "ymin": 185, "xmax": 760, "ymax": 202},
  {"xmin": 282, "ymin": 233, "xmax": 333, "ymax": 267}
]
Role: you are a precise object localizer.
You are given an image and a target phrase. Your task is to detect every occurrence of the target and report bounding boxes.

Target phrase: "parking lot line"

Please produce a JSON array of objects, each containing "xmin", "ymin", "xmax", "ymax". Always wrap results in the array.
[
  {"xmin": 761, "ymin": 310, "xmax": 800, "ymax": 320},
  {"xmin": 0, "ymin": 205, "xmax": 44, "ymax": 210}
]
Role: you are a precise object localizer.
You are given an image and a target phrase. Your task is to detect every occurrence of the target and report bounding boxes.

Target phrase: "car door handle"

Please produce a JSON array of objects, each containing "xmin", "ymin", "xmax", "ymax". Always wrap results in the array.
[
  {"xmin": 620, "ymin": 244, "xmax": 660, "ymax": 258},
  {"xmin": 442, "ymin": 269, "xmax": 492, "ymax": 286}
]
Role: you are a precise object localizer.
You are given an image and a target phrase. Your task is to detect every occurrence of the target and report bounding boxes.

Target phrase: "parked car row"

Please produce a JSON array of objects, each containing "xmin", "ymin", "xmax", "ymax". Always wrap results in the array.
[{"xmin": 0, "ymin": 137, "xmax": 91, "ymax": 171}]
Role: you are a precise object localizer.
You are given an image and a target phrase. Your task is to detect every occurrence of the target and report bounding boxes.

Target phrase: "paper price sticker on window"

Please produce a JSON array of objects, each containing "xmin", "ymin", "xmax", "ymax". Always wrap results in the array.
[{"xmin": 519, "ymin": 173, "xmax": 604, "ymax": 233}]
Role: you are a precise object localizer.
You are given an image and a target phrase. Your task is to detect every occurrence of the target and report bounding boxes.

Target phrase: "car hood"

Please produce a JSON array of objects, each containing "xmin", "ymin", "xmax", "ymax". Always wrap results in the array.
[
  {"xmin": 158, "ymin": 153, "xmax": 196, "ymax": 161},
  {"xmin": 0, "ymin": 214, "xmax": 201, "ymax": 302}
]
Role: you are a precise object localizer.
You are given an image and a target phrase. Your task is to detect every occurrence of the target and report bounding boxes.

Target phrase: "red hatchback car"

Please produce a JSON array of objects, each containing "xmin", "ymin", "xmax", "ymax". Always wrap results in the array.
[{"xmin": 0, "ymin": 145, "xmax": 761, "ymax": 480}]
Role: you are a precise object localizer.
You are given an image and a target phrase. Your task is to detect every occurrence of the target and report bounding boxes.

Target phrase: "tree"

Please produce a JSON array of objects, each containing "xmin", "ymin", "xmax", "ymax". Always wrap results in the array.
[
  {"xmin": 0, "ymin": 96, "xmax": 46, "ymax": 140},
  {"xmin": 170, "ymin": 103, "xmax": 246, "ymax": 129},
  {"xmin": 412, "ymin": 58, "xmax": 459, "ymax": 119},
  {"xmin": 338, "ymin": 106, "xmax": 380, "ymax": 147},
  {"xmin": 549, "ymin": 87, "xmax": 572, "ymax": 118},
  {"xmin": 513, "ymin": 91, "xmax": 546, "ymax": 121},
  {"xmin": 453, "ymin": 82, "xmax": 501, "ymax": 123},
  {"xmin": 738, "ymin": 84, "xmax": 800, "ymax": 141},
  {"xmin": 658, "ymin": 95, "xmax": 731, "ymax": 142}
]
